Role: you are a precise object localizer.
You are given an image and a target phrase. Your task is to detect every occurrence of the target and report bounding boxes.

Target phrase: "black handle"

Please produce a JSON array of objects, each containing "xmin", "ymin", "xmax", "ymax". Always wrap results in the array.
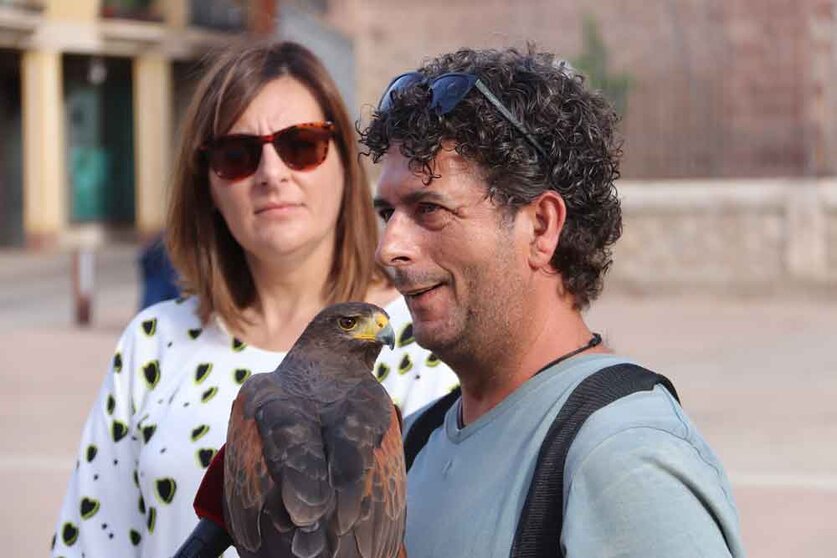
[{"xmin": 171, "ymin": 518, "xmax": 233, "ymax": 558}]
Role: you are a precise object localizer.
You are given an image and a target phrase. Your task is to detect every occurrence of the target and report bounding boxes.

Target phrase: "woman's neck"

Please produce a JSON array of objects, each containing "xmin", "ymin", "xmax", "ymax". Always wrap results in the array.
[{"xmin": 234, "ymin": 243, "xmax": 334, "ymax": 352}]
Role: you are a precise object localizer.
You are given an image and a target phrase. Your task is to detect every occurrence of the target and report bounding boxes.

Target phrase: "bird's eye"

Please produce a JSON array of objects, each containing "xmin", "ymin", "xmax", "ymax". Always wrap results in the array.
[{"xmin": 337, "ymin": 317, "xmax": 358, "ymax": 331}]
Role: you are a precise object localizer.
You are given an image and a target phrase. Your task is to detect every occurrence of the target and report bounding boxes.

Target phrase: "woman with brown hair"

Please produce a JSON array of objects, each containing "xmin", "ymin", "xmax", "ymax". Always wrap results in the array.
[{"xmin": 51, "ymin": 41, "xmax": 457, "ymax": 558}]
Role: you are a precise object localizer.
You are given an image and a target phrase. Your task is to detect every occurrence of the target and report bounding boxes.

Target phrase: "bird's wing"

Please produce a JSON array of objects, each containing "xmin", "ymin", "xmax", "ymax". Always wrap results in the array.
[
  {"xmin": 263, "ymin": 413, "xmax": 334, "ymax": 554},
  {"xmin": 223, "ymin": 373, "xmax": 281, "ymax": 552},
  {"xmin": 366, "ymin": 403, "xmax": 407, "ymax": 558},
  {"xmin": 226, "ymin": 370, "xmax": 334, "ymax": 554},
  {"xmin": 322, "ymin": 380, "xmax": 406, "ymax": 558}
]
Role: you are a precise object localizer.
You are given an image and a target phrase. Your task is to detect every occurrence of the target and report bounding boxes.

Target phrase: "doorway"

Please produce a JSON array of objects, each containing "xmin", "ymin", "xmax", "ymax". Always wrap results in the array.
[
  {"xmin": 0, "ymin": 49, "xmax": 23, "ymax": 246},
  {"xmin": 63, "ymin": 54, "xmax": 135, "ymax": 224}
]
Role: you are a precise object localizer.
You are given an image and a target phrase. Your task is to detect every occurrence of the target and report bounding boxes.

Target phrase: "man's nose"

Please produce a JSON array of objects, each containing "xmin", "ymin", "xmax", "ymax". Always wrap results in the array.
[{"xmin": 376, "ymin": 212, "xmax": 417, "ymax": 268}]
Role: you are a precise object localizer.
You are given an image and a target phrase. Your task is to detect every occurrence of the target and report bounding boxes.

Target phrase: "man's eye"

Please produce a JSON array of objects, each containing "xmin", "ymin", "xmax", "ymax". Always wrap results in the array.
[
  {"xmin": 415, "ymin": 202, "xmax": 452, "ymax": 228},
  {"xmin": 377, "ymin": 208, "xmax": 394, "ymax": 222},
  {"xmin": 417, "ymin": 203, "xmax": 441, "ymax": 215}
]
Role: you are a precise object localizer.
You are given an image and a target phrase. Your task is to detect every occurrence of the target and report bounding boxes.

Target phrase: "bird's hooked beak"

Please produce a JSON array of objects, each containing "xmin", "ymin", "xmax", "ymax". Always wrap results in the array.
[
  {"xmin": 353, "ymin": 311, "xmax": 395, "ymax": 349},
  {"xmin": 375, "ymin": 314, "xmax": 396, "ymax": 350}
]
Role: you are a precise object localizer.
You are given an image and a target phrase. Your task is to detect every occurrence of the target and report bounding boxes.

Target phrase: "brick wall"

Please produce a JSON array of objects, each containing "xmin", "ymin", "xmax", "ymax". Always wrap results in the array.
[{"xmin": 320, "ymin": 0, "xmax": 836, "ymax": 179}]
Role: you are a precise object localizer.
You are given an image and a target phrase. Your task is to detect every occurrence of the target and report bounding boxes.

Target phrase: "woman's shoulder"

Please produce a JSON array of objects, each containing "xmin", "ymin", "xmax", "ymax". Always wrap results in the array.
[
  {"xmin": 121, "ymin": 296, "xmax": 203, "ymax": 346},
  {"xmin": 377, "ymin": 292, "xmax": 412, "ymax": 327}
]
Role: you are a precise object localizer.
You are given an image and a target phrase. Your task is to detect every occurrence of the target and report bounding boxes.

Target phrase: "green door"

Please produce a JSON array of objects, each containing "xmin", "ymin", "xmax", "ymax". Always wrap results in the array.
[{"xmin": 65, "ymin": 55, "xmax": 135, "ymax": 224}]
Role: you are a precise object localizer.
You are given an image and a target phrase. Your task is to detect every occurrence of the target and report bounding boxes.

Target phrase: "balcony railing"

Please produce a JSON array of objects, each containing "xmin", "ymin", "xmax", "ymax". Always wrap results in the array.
[
  {"xmin": 101, "ymin": 0, "xmax": 163, "ymax": 22},
  {"xmin": 190, "ymin": 0, "xmax": 248, "ymax": 32}
]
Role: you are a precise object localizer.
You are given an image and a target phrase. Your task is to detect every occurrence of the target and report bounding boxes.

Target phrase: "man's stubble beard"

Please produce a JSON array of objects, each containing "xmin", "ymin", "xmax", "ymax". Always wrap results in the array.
[{"xmin": 418, "ymin": 254, "xmax": 527, "ymax": 381}]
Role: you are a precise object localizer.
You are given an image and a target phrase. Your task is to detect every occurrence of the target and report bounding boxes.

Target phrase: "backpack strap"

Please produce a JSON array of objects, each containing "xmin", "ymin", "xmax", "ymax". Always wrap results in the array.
[
  {"xmin": 404, "ymin": 386, "xmax": 462, "ymax": 471},
  {"xmin": 510, "ymin": 363, "xmax": 679, "ymax": 558}
]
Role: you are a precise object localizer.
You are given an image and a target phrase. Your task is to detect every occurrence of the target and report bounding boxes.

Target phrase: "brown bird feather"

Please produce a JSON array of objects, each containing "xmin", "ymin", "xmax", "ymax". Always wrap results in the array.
[{"xmin": 223, "ymin": 302, "xmax": 407, "ymax": 558}]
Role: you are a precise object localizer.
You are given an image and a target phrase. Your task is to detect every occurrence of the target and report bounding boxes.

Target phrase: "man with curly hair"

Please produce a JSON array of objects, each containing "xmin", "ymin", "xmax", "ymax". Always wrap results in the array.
[{"xmin": 361, "ymin": 47, "xmax": 744, "ymax": 557}]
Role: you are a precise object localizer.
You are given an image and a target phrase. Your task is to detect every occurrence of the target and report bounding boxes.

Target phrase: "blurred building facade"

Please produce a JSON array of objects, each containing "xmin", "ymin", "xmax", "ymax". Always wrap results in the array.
[
  {"xmin": 1, "ymin": 0, "xmax": 835, "ymax": 274},
  {"xmin": 324, "ymin": 0, "xmax": 836, "ymax": 181},
  {"xmin": 0, "ymin": 0, "xmax": 356, "ymax": 249},
  {"xmin": 327, "ymin": 0, "xmax": 837, "ymax": 288}
]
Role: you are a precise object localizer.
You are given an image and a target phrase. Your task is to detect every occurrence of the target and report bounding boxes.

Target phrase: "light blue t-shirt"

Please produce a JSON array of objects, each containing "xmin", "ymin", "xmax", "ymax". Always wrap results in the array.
[{"xmin": 404, "ymin": 354, "xmax": 745, "ymax": 558}]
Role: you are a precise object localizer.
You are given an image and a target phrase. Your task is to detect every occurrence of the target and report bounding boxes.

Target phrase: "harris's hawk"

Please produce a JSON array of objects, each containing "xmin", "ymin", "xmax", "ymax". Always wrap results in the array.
[{"xmin": 181, "ymin": 302, "xmax": 407, "ymax": 558}]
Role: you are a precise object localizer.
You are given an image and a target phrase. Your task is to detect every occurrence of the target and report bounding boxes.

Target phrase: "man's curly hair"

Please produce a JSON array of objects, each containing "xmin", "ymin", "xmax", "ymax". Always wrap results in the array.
[{"xmin": 359, "ymin": 46, "xmax": 623, "ymax": 309}]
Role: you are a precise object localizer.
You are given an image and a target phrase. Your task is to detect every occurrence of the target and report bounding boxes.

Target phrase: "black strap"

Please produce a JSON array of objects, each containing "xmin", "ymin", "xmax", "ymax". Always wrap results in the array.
[
  {"xmin": 404, "ymin": 386, "xmax": 461, "ymax": 471},
  {"xmin": 510, "ymin": 363, "xmax": 679, "ymax": 558},
  {"xmin": 402, "ymin": 364, "xmax": 679, "ymax": 558}
]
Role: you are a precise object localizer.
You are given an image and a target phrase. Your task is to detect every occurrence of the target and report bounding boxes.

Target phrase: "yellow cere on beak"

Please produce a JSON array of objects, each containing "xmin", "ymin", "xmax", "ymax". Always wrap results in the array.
[
  {"xmin": 376, "ymin": 313, "xmax": 396, "ymax": 350},
  {"xmin": 353, "ymin": 312, "xmax": 396, "ymax": 349}
]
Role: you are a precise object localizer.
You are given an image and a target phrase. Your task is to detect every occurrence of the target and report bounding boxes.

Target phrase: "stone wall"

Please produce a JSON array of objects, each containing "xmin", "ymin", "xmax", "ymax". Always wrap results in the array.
[{"xmin": 609, "ymin": 179, "xmax": 837, "ymax": 292}]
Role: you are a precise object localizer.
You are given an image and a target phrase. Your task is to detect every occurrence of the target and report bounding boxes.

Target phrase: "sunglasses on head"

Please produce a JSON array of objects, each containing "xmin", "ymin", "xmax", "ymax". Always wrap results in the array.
[
  {"xmin": 201, "ymin": 121, "xmax": 335, "ymax": 180},
  {"xmin": 378, "ymin": 71, "xmax": 548, "ymax": 160}
]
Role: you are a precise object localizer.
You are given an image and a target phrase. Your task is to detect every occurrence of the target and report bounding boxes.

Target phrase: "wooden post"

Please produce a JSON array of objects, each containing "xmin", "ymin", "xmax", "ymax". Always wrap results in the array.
[{"xmin": 73, "ymin": 248, "xmax": 95, "ymax": 325}]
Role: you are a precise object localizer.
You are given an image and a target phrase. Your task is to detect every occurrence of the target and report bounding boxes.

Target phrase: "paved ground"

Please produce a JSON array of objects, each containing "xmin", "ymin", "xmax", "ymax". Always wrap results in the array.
[{"xmin": 2, "ymin": 244, "xmax": 835, "ymax": 556}]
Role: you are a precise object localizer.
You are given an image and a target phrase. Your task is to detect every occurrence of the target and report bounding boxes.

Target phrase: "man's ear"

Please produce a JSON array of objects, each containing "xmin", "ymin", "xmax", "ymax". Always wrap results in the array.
[{"xmin": 523, "ymin": 191, "xmax": 566, "ymax": 270}]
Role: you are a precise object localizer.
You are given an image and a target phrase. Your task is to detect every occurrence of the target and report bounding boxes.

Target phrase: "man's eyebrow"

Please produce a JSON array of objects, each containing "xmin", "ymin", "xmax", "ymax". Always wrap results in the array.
[{"xmin": 374, "ymin": 190, "xmax": 449, "ymax": 208}]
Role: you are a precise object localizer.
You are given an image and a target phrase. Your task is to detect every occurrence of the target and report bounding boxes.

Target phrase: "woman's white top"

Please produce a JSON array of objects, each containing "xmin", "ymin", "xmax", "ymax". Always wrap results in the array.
[{"xmin": 50, "ymin": 296, "xmax": 458, "ymax": 558}]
